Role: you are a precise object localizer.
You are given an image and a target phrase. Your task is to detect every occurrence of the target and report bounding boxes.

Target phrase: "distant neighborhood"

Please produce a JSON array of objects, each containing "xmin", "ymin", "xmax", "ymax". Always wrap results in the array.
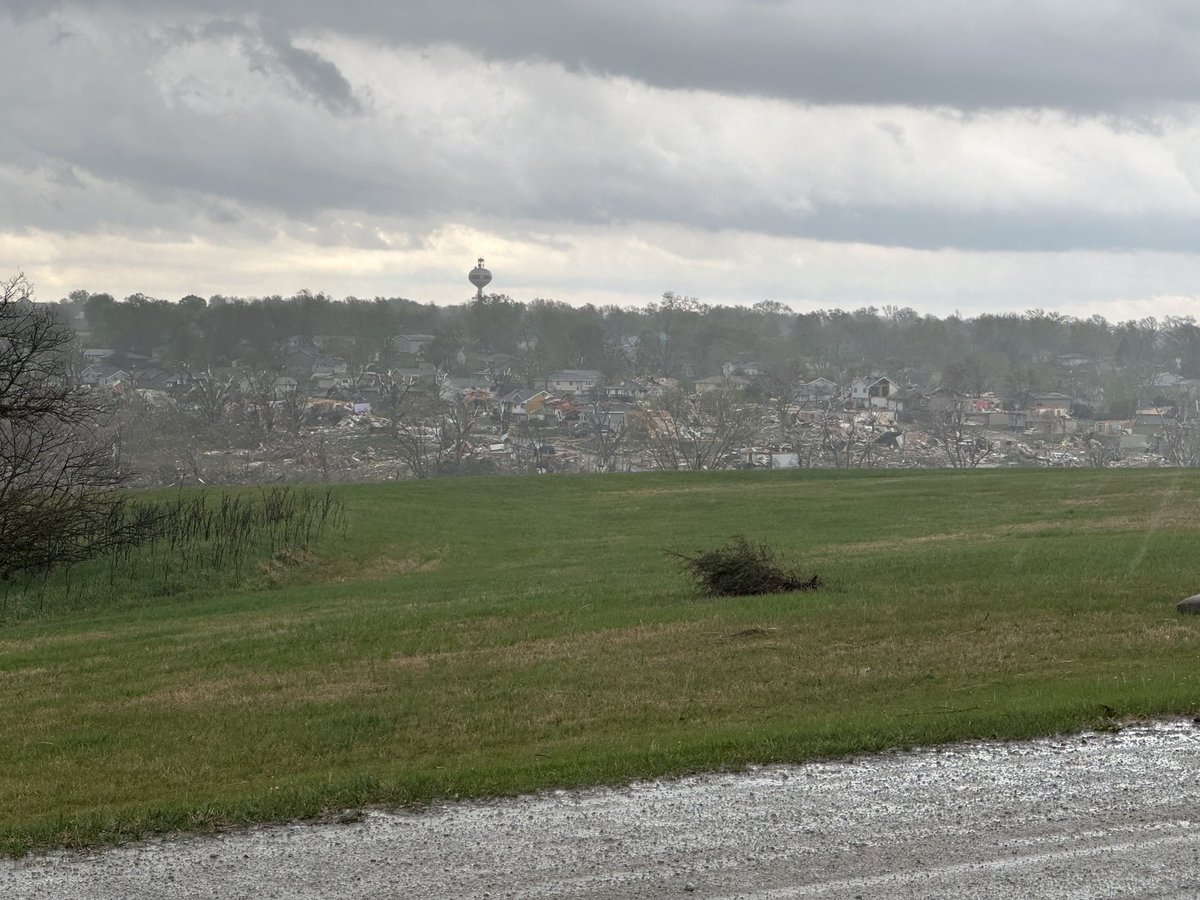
[{"xmin": 41, "ymin": 289, "xmax": 1200, "ymax": 483}]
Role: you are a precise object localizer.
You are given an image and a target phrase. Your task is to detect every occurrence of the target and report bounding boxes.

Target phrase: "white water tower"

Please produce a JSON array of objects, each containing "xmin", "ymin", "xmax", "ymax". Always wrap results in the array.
[{"xmin": 469, "ymin": 258, "xmax": 492, "ymax": 300}]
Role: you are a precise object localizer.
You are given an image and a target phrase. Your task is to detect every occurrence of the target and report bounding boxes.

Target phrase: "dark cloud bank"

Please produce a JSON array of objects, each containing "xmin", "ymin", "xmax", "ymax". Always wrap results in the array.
[{"xmin": 15, "ymin": 0, "xmax": 1200, "ymax": 112}]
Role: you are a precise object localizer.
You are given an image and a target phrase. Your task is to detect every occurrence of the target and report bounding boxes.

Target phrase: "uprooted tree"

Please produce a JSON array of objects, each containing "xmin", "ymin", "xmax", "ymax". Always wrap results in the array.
[
  {"xmin": 0, "ymin": 274, "xmax": 148, "ymax": 581},
  {"xmin": 669, "ymin": 536, "xmax": 822, "ymax": 597}
]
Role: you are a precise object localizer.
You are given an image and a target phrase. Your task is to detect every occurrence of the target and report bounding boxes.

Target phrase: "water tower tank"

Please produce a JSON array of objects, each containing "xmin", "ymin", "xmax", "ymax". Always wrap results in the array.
[{"xmin": 469, "ymin": 258, "xmax": 492, "ymax": 298}]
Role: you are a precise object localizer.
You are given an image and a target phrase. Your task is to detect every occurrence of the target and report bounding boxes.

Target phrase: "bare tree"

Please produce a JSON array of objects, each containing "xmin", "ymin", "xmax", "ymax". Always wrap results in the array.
[
  {"xmin": 513, "ymin": 414, "xmax": 553, "ymax": 472},
  {"xmin": 631, "ymin": 388, "xmax": 764, "ymax": 471},
  {"xmin": 581, "ymin": 397, "xmax": 628, "ymax": 472},
  {"xmin": 1160, "ymin": 416, "xmax": 1200, "ymax": 466},
  {"xmin": 483, "ymin": 364, "xmax": 521, "ymax": 395},
  {"xmin": 0, "ymin": 274, "xmax": 145, "ymax": 581},
  {"xmin": 515, "ymin": 343, "xmax": 550, "ymax": 389},
  {"xmin": 278, "ymin": 382, "xmax": 311, "ymax": 436},
  {"xmin": 784, "ymin": 418, "xmax": 821, "ymax": 467},
  {"xmin": 376, "ymin": 370, "xmax": 414, "ymax": 429},
  {"xmin": 240, "ymin": 369, "xmax": 281, "ymax": 436},
  {"xmin": 393, "ymin": 392, "xmax": 480, "ymax": 478},
  {"xmin": 1083, "ymin": 433, "xmax": 1122, "ymax": 468},
  {"xmin": 818, "ymin": 414, "xmax": 857, "ymax": 467},
  {"xmin": 186, "ymin": 372, "xmax": 235, "ymax": 426},
  {"xmin": 934, "ymin": 393, "xmax": 996, "ymax": 468},
  {"xmin": 751, "ymin": 361, "xmax": 804, "ymax": 430},
  {"xmin": 810, "ymin": 413, "xmax": 883, "ymax": 468}
]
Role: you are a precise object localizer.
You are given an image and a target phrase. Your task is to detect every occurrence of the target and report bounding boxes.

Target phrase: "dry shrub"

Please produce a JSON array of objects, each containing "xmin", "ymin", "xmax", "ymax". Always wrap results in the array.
[{"xmin": 670, "ymin": 536, "xmax": 821, "ymax": 597}]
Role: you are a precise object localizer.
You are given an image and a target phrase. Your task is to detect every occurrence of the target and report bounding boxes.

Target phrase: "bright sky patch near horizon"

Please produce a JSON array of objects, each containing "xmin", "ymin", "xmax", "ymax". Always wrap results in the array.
[{"xmin": 4, "ymin": 1, "xmax": 1200, "ymax": 320}]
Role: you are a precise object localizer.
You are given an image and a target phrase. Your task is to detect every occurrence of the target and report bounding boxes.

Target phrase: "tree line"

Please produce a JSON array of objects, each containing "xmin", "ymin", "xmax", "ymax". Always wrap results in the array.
[{"xmin": 51, "ymin": 287, "xmax": 1200, "ymax": 417}]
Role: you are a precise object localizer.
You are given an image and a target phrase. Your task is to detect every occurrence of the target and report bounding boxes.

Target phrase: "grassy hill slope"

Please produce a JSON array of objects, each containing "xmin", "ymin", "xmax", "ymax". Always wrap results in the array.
[{"xmin": 4, "ymin": 468, "xmax": 1200, "ymax": 854}]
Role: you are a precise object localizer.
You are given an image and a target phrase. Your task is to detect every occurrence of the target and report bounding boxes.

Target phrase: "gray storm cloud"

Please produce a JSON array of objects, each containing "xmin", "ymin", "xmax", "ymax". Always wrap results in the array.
[
  {"xmin": 6, "ymin": 0, "xmax": 1200, "ymax": 314},
  {"xmin": 5, "ymin": 5, "xmax": 1200, "ymax": 253},
  {"xmin": 198, "ymin": 19, "xmax": 362, "ymax": 116},
  {"xmin": 12, "ymin": 0, "xmax": 1200, "ymax": 112}
]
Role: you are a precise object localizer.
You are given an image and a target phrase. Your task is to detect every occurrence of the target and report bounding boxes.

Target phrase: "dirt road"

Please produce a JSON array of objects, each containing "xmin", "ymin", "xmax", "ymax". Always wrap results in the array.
[{"xmin": 7, "ymin": 720, "xmax": 1200, "ymax": 898}]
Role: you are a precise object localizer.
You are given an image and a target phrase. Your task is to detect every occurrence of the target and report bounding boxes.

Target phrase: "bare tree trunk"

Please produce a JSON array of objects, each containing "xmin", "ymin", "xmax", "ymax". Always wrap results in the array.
[{"xmin": 1, "ymin": 274, "xmax": 151, "ymax": 581}]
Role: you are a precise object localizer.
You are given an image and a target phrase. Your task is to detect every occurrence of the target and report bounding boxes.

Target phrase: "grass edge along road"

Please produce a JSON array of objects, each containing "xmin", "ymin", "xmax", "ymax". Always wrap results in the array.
[{"xmin": 3, "ymin": 468, "xmax": 1200, "ymax": 856}]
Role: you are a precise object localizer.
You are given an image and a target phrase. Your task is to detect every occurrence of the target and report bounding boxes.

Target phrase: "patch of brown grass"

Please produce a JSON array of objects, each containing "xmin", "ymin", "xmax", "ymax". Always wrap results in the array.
[
  {"xmin": 346, "ymin": 545, "xmax": 447, "ymax": 580},
  {"xmin": 724, "ymin": 626, "xmax": 779, "ymax": 640},
  {"xmin": 256, "ymin": 548, "xmax": 315, "ymax": 586},
  {"xmin": 836, "ymin": 508, "xmax": 1200, "ymax": 556},
  {"xmin": 105, "ymin": 621, "xmax": 711, "ymax": 717},
  {"xmin": 120, "ymin": 667, "xmax": 396, "ymax": 712},
  {"xmin": 0, "ymin": 630, "xmax": 122, "ymax": 653}
]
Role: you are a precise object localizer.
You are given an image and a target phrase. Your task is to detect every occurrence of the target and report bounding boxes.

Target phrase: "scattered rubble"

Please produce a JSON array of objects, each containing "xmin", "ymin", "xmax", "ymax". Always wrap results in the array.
[{"xmin": 116, "ymin": 383, "xmax": 1190, "ymax": 487}]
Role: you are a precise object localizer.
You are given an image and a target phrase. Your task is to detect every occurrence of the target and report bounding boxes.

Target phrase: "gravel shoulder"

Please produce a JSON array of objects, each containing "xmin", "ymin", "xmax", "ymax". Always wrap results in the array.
[{"xmin": 6, "ymin": 719, "xmax": 1200, "ymax": 899}]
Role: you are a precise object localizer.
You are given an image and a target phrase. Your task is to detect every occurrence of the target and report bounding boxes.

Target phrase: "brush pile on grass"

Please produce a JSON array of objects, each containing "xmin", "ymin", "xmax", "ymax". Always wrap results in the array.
[{"xmin": 671, "ymin": 536, "xmax": 821, "ymax": 597}]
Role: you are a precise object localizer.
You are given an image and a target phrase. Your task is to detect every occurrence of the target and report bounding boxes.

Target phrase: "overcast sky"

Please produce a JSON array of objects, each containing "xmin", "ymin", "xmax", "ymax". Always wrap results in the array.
[{"xmin": 5, "ymin": 1, "xmax": 1200, "ymax": 319}]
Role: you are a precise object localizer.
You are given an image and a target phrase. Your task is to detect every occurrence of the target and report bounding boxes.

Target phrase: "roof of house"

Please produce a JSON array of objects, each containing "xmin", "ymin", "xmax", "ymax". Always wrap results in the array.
[
  {"xmin": 1029, "ymin": 391, "xmax": 1073, "ymax": 400},
  {"xmin": 1153, "ymin": 373, "xmax": 1185, "ymax": 386},
  {"xmin": 852, "ymin": 375, "xmax": 893, "ymax": 388},
  {"xmin": 592, "ymin": 399, "xmax": 633, "ymax": 413},
  {"xmin": 82, "ymin": 363, "xmax": 126, "ymax": 377},
  {"xmin": 546, "ymin": 369, "xmax": 603, "ymax": 380},
  {"xmin": 695, "ymin": 374, "xmax": 751, "ymax": 385}
]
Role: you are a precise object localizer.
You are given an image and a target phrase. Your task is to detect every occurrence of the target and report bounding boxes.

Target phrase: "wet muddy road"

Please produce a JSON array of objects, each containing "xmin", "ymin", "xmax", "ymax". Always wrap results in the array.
[{"xmin": 7, "ymin": 720, "xmax": 1200, "ymax": 898}]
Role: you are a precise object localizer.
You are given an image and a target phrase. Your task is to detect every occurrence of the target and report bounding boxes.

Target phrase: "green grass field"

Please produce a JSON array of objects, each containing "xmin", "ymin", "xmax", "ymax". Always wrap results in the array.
[{"xmin": 4, "ymin": 468, "xmax": 1200, "ymax": 855}]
